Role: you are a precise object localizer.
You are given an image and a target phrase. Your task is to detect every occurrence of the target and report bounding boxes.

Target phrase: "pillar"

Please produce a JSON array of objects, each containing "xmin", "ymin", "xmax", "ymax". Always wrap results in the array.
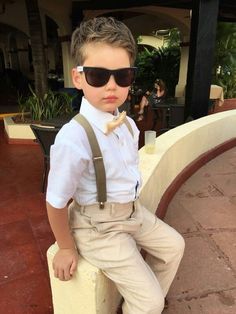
[{"xmin": 185, "ymin": 0, "xmax": 219, "ymax": 119}]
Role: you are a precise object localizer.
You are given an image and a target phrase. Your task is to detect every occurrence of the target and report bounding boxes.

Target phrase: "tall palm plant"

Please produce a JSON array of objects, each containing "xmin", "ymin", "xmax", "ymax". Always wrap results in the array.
[
  {"xmin": 135, "ymin": 47, "xmax": 157, "ymax": 91},
  {"xmin": 151, "ymin": 46, "xmax": 180, "ymax": 96},
  {"xmin": 213, "ymin": 22, "xmax": 236, "ymax": 98},
  {"xmin": 135, "ymin": 46, "xmax": 180, "ymax": 96},
  {"xmin": 25, "ymin": 0, "xmax": 48, "ymax": 100}
]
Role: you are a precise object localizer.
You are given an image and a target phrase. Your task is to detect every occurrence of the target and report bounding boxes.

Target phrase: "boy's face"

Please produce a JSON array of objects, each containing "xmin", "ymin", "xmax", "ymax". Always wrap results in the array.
[{"xmin": 72, "ymin": 43, "xmax": 131, "ymax": 113}]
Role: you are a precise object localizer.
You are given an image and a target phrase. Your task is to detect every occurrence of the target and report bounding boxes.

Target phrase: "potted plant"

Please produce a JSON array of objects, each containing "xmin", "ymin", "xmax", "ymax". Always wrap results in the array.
[
  {"xmin": 16, "ymin": 85, "xmax": 74, "ymax": 123},
  {"xmin": 4, "ymin": 86, "xmax": 75, "ymax": 143}
]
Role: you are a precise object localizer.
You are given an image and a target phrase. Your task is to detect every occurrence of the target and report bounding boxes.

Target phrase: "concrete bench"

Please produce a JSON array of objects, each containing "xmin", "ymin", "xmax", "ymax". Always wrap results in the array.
[
  {"xmin": 47, "ymin": 243, "xmax": 121, "ymax": 314},
  {"xmin": 47, "ymin": 110, "xmax": 236, "ymax": 313}
]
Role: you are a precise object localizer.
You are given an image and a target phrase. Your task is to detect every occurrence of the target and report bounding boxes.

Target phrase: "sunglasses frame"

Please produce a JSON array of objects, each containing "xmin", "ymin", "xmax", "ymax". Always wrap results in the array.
[{"xmin": 76, "ymin": 66, "xmax": 137, "ymax": 87}]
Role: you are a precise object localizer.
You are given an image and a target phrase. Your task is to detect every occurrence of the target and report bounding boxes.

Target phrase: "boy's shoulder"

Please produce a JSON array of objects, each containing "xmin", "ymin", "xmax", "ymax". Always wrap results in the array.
[
  {"xmin": 56, "ymin": 118, "xmax": 88, "ymax": 146},
  {"xmin": 126, "ymin": 115, "xmax": 138, "ymax": 130}
]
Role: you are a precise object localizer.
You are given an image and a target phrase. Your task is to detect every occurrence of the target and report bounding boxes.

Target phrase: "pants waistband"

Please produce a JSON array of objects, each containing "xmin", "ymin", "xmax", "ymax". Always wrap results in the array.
[{"xmin": 72, "ymin": 201, "xmax": 135, "ymax": 216}]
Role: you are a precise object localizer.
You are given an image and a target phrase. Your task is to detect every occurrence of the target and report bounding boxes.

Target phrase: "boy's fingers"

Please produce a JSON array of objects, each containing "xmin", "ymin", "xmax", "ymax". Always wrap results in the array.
[
  {"xmin": 70, "ymin": 259, "xmax": 78, "ymax": 275},
  {"xmin": 58, "ymin": 269, "xmax": 65, "ymax": 281},
  {"xmin": 54, "ymin": 268, "xmax": 58, "ymax": 278},
  {"xmin": 63, "ymin": 268, "xmax": 71, "ymax": 281}
]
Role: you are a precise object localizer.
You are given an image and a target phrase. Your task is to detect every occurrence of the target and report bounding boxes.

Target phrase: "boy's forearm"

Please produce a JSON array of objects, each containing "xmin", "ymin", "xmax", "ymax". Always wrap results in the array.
[{"xmin": 46, "ymin": 202, "xmax": 76, "ymax": 250}]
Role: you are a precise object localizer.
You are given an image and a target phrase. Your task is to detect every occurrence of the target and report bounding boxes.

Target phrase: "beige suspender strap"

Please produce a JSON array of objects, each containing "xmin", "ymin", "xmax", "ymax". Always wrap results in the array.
[
  {"xmin": 124, "ymin": 117, "xmax": 134, "ymax": 137},
  {"xmin": 73, "ymin": 113, "xmax": 134, "ymax": 209},
  {"xmin": 73, "ymin": 114, "xmax": 107, "ymax": 209}
]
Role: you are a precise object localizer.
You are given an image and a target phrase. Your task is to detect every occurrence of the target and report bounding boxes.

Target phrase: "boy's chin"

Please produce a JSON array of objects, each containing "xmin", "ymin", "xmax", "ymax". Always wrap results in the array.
[{"xmin": 103, "ymin": 104, "xmax": 120, "ymax": 113}]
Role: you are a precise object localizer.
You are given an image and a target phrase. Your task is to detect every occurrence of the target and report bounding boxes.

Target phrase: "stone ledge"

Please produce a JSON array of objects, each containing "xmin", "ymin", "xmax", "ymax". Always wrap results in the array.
[{"xmin": 3, "ymin": 116, "xmax": 36, "ymax": 143}]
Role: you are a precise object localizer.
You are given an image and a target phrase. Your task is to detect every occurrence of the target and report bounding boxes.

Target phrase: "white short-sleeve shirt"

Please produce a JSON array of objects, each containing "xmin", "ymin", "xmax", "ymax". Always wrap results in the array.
[{"xmin": 46, "ymin": 97, "xmax": 141, "ymax": 209}]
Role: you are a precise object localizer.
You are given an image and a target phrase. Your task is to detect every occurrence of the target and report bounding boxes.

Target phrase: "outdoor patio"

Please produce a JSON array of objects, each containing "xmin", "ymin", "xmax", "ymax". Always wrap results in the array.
[{"xmin": 1, "ymin": 100, "xmax": 236, "ymax": 312}]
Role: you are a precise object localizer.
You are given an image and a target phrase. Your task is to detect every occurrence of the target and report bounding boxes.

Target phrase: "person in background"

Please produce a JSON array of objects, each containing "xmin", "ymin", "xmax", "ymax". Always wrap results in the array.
[
  {"xmin": 137, "ymin": 79, "xmax": 166, "ymax": 121},
  {"xmin": 136, "ymin": 90, "xmax": 150, "ymax": 121}
]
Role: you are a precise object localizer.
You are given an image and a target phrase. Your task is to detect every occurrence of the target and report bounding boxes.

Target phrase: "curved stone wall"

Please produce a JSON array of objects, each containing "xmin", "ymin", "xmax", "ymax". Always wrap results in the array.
[{"xmin": 139, "ymin": 110, "xmax": 236, "ymax": 216}]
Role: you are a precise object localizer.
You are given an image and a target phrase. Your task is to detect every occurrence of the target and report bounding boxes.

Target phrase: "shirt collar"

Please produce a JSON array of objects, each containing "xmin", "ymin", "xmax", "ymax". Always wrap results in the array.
[{"xmin": 79, "ymin": 97, "xmax": 120, "ymax": 134}]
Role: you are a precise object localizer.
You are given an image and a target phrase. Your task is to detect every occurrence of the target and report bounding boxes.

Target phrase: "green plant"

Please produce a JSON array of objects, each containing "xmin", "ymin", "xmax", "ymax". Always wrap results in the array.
[
  {"xmin": 135, "ymin": 47, "xmax": 157, "ymax": 91},
  {"xmin": 214, "ymin": 66, "xmax": 236, "ymax": 99},
  {"xmin": 135, "ymin": 46, "xmax": 180, "ymax": 96},
  {"xmin": 18, "ymin": 85, "xmax": 74, "ymax": 122},
  {"xmin": 165, "ymin": 28, "xmax": 181, "ymax": 48},
  {"xmin": 212, "ymin": 22, "xmax": 236, "ymax": 98},
  {"xmin": 151, "ymin": 46, "xmax": 180, "ymax": 96}
]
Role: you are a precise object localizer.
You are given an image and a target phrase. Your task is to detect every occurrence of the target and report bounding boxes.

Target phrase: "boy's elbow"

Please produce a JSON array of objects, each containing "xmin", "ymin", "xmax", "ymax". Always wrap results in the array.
[
  {"xmin": 46, "ymin": 202, "xmax": 64, "ymax": 214},
  {"xmin": 46, "ymin": 201, "xmax": 56, "ymax": 211}
]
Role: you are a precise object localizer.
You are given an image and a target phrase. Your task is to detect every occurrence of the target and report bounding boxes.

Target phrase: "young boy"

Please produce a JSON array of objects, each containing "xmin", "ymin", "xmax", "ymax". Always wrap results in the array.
[{"xmin": 46, "ymin": 17, "xmax": 185, "ymax": 314}]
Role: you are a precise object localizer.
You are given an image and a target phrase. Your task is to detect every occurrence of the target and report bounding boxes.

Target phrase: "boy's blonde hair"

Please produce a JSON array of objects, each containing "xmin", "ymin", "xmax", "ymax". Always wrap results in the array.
[{"xmin": 71, "ymin": 17, "xmax": 137, "ymax": 66}]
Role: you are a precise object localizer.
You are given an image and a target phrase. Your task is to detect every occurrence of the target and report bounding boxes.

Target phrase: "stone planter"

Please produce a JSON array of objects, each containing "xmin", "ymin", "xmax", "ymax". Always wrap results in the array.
[{"xmin": 3, "ymin": 116, "xmax": 36, "ymax": 144}]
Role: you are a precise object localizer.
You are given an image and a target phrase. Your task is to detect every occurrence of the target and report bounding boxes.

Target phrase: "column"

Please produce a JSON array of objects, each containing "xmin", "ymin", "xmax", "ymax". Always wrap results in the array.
[{"xmin": 185, "ymin": 0, "xmax": 219, "ymax": 119}]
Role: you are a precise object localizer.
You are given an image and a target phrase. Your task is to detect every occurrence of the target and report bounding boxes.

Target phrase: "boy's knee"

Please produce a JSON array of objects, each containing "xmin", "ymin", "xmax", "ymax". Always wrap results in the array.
[
  {"xmin": 145, "ymin": 296, "xmax": 165, "ymax": 314},
  {"xmin": 123, "ymin": 288, "xmax": 164, "ymax": 314},
  {"xmin": 175, "ymin": 233, "xmax": 185, "ymax": 257},
  {"xmin": 169, "ymin": 232, "xmax": 185, "ymax": 261},
  {"xmin": 126, "ymin": 297, "xmax": 164, "ymax": 314},
  {"xmin": 141, "ymin": 288, "xmax": 164, "ymax": 314}
]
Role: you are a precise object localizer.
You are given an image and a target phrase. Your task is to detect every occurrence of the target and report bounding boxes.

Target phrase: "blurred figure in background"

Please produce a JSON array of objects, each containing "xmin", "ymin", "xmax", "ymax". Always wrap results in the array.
[{"xmin": 137, "ymin": 79, "xmax": 167, "ymax": 121}]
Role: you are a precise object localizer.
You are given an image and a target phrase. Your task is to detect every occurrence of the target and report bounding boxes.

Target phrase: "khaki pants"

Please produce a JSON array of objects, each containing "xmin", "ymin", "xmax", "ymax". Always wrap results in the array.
[{"xmin": 69, "ymin": 200, "xmax": 185, "ymax": 314}]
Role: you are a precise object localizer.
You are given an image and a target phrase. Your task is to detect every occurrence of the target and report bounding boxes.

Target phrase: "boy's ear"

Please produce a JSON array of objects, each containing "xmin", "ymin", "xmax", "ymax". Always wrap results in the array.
[{"xmin": 72, "ymin": 68, "xmax": 83, "ymax": 89}]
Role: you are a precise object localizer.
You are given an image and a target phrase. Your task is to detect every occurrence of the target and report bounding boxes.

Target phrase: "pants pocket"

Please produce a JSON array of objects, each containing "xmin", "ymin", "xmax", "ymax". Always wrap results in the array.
[{"xmin": 91, "ymin": 201, "xmax": 143, "ymax": 234}]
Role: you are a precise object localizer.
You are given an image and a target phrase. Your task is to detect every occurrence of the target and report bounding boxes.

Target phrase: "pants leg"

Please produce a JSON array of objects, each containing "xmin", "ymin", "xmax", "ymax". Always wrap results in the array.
[
  {"xmin": 101, "ymin": 234, "xmax": 165, "ymax": 314},
  {"xmin": 70, "ymin": 201, "xmax": 184, "ymax": 314},
  {"xmin": 71, "ymin": 208, "xmax": 165, "ymax": 314},
  {"xmin": 133, "ymin": 205, "xmax": 185, "ymax": 297}
]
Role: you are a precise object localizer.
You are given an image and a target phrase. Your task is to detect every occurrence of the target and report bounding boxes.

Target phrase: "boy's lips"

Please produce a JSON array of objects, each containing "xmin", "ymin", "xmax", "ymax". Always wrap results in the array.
[{"xmin": 103, "ymin": 96, "xmax": 118, "ymax": 103}]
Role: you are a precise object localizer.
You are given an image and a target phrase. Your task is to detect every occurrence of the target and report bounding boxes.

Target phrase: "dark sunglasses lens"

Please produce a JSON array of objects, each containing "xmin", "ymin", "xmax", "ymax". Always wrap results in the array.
[
  {"xmin": 115, "ymin": 68, "xmax": 136, "ymax": 87},
  {"xmin": 85, "ymin": 68, "xmax": 109, "ymax": 87}
]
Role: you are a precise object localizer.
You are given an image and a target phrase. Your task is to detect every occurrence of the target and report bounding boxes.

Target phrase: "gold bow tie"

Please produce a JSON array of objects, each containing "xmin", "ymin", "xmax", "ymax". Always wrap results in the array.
[{"xmin": 105, "ymin": 111, "xmax": 127, "ymax": 135}]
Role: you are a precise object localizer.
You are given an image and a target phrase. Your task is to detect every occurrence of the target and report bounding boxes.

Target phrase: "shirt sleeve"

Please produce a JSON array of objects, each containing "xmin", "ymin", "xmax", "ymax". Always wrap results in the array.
[{"xmin": 46, "ymin": 122, "xmax": 90, "ymax": 208}]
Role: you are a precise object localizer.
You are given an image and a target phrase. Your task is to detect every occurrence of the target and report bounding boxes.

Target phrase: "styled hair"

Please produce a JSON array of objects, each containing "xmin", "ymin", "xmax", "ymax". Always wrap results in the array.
[
  {"xmin": 154, "ymin": 79, "xmax": 166, "ymax": 92},
  {"xmin": 71, "ymin": 17, "xmax": 137, "ymax": 66}
]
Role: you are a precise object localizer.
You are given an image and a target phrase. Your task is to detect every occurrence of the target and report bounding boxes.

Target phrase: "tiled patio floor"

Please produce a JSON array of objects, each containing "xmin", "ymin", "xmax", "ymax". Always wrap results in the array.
[
  {"xmin": 164, "ymin": 146, "xmax": 236, "ymax": 313},
  {"xmin": 1, "ymin": 102, "xmax": 236, "ymax": 312},
  {"xmin": 0, "ymin": 121, "xmax": 54, "ymax": 313}
]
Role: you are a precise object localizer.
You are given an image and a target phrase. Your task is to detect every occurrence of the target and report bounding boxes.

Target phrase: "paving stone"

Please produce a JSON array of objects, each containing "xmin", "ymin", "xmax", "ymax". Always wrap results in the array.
[
  {"xmin": 176, "ymin": 174, "xmax": 222, "ymax": 199},
  {"xmin": 212, "ymin": 231, "xmax": 236, "ymax": 271},
  {"xmin": 164, "ymin": 288, "xmax": 236, "ymax": 314},
  {"xmin": 180, "ymin": 196, "xmax": 236, "ymax": 230},
  {"xmin": 204, "ymin": 156, "xmax": 236, "ymax": 175},
  {"xmin": 0, "ymin": 272, "xmax": 53, "ymax": 314},
  {"xmin": 210, "ymin": 173, "xmax": 236, "ymax": 197},
  {"xmin": 168, "ymin": 236, "xmax": 235, "ymax": 298},
  {"xmin": 164, "ymin": 200, "xmax": 198, "ymax": 233},
  {"xmin": 0, "ymin": 243, "xmax": 44, "ymax": 284}
]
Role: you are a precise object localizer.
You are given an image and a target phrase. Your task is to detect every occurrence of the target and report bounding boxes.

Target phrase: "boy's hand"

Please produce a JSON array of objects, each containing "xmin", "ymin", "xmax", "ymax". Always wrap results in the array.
[{"xmin": 53, "ymin": 248, "xmax": 79, "ymax": 281}]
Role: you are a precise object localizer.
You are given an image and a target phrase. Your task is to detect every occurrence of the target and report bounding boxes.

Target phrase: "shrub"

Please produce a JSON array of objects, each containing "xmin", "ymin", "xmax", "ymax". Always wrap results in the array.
[{"xmin": 18, "ymin": 86, "xmax": 74, "ymax": 122}]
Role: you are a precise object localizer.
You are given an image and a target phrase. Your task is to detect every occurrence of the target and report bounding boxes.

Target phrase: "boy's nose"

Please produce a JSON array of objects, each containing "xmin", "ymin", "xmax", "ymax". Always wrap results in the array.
[{"xmin": 106, "ymin": 74, "xmax": 117, "ymax": 89}]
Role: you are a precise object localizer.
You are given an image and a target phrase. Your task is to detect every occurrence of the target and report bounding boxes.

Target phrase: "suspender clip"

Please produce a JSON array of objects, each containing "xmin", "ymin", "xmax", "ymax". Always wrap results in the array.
[
  {"xmin": 99, "ymin": 202, "xmax": 105, "ymax": 209},
  {"xmin": 94, "ymin": 156, "xmax": 103, "ymax": 161}
]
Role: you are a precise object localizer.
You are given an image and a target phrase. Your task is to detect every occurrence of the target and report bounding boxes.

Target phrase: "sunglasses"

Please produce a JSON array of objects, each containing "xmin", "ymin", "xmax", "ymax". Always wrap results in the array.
[{"xmin": 76, "ymin": 66, "xmax": 137, "ymax": 87}]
